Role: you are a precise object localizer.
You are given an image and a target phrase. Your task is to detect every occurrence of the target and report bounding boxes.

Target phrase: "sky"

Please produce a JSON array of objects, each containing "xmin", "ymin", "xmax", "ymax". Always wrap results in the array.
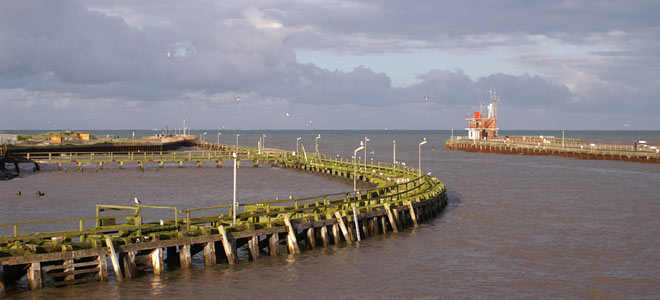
[{"xmin": 1, "ymin": 0, "xmax": 659, "ymax": 130}]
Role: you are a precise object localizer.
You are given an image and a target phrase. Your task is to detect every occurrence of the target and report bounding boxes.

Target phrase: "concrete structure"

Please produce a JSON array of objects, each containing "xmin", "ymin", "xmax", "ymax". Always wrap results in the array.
[{"xmin": 0, "ymin": 132, "xmax": 18, "ymax": 145}]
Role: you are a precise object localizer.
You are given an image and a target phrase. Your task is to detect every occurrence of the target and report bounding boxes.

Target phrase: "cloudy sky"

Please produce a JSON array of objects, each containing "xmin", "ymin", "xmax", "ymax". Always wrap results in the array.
[{"xmin": 1, "ymin": 0, "xmax": 658, "ymax": 130}]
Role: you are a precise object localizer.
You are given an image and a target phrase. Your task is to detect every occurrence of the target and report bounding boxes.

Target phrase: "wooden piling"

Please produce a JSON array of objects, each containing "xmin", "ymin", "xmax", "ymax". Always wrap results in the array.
[
  {"xmin": 320, "ymin": 225, "xmax": 330, "ymax": 246},
  {"xmin": 203, "ymin": 241, "xmax": 216, "ymax": 266},
  {"xmin": 334, "ymin": 212, "xmax": 352, "ymax": 244},
  {"xmin": 151, "ymin": 248, "xmax": 164, "ymax": 275},
  {"xmin": 218, "ymin": 226, "xmax": 238, "ymax": 264},
  {"xmin": 122, "ymin": 251, "xmax": 137, "ymax": 279},
  {"xmin": 178, "ymin": 161, "xmax": 183, "ymax": 168},
  {"xmin": 98, "ymin": 161, "xmax": 103, "ymax": 170},
  {"xmin": 216, "ymin": 160, "xmax": 222, "ymax": 168},
  {"xmin": 332, "ymin": 223, "xmax": 341, "ymax": 244},
  {"xmin": 179, "ymin": 244, "xmax": 192, "ymax": 269},
  {"xmin": 118, "ymin": 161, "xmax": 123, "ymax": 169},
  {"xmin": 0, "ymin": 265, "xmax": 4, "ymax": 296},
  {"xmin": 27, "ymin": 262, "xmax": 41, "ymax": 290},
  {"xmin": 306, "ymin": 227, "xmax": 316, "ymax": 249},
  {"xmin": 407, "ymin": 202, "xmax": 419, "ymax": 228},
  {"xmin": 97, "ymin": 254, "xmax": 108, "ymax": 281},
  {"xmin": 248, "ymin": 236, "xmax": 260, "ymax": 260},
  {"xmin": 284, "ymin": 217, "xmax": 301, "ymax": 254},
  {"xmin": 104, "ymin": 238, "xmax": 123, "ymax": 283},
  {"xmin": 269, "ymin": 233, "xmax": 280, "ymax": 256},
  {"xmin": 384, "ymin": 203, "xmax": 399, "ymax": 233}
]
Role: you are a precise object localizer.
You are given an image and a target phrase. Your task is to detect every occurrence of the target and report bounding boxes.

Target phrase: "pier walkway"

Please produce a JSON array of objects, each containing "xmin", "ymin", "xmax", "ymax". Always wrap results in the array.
[
  {"xmin": 0, "ymin": 143, "xmax": 447, "ymax": 296},
  {"xmin": 446, "ymin": 137, "xmax": 660, "ymax": 163}
]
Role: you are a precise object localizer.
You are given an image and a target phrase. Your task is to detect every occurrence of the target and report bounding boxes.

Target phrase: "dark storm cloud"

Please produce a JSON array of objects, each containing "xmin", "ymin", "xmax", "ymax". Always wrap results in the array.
[{"xmin": 0, "ymin": 0, "xmax": 658, "ymax": 129}]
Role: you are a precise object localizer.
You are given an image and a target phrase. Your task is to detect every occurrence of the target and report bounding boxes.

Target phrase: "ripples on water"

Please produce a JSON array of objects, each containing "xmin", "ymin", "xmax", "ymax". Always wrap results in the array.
[{"xmin": 1, "ymin": 130, "xmax": 660, "ymax": 299}]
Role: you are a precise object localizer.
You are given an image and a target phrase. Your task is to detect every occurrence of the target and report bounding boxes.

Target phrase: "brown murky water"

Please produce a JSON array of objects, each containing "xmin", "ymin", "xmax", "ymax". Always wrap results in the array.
[{"xmin": 2, "ymin": 131, "xmax": 660, "ymax": 299}]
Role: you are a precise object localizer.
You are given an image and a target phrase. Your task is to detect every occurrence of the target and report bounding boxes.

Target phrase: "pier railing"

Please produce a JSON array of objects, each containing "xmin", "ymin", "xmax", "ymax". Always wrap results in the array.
[{"xmin": 0, "ymin": 153, "xmax": 443, "ymax": 252}]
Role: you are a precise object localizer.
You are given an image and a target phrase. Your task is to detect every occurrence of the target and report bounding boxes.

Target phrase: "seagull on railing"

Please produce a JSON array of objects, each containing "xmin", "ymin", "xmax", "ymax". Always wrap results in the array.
[
  {"xmin": 160, "ymin": 219, "xmax": 164, "ymax": 226},
  {"xmin": 134, "ymin": 197, "xmax": 141, "ymax": 204}
]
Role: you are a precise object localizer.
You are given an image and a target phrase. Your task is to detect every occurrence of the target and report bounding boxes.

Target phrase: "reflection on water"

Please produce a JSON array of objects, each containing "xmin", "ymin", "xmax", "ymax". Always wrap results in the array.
[{"xmin": 2, "ymin": 130, "xmax": 660, "ymax": 299}]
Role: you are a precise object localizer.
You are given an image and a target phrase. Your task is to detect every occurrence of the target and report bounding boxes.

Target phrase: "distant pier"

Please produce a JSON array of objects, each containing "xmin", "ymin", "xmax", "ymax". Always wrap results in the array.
[{"xmin": 445, "ymin": 137, "xmax": 660, "ymax": 163}]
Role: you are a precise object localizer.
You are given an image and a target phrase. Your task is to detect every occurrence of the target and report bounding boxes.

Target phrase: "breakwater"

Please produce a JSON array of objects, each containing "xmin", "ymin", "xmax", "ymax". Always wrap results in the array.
[
  {"xmin": 0, "ymin": 143, "xmax": 446, "ymax": 296},
  {"xmin": 445, "ymin": 138, "xmax": 660, "ymax": 163}
]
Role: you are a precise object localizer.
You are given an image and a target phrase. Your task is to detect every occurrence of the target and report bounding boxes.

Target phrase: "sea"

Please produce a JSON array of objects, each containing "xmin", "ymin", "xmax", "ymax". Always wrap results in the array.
[{"xmin": 1, "ymin": 130, "xmax": 660, "ymax": 299}]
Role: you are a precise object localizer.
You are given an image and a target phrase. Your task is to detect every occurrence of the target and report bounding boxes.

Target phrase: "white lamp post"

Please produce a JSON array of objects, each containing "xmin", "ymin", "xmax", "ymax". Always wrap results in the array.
[
  {"xmin": 217, "ymin": 132, "xmax": 221, "ymax": 144},
  {"xmin": 296, "ymin": 137, "xmax": 302, "ymax": 153},
  {"xmin": 353, "ymin": 141, "xmax": 365, "ymax": 242},
  {"xmin": 232, "ymin": 152, "xmax": 238, "ymax": 226},
  {"xmin": 393, "ymin": 139, "xmax": 396, "ymax": 166},
  {"xmin": 315, "ymin": 134, "xmax": 321, "ymax": 158},
  {"xmin": 262, "ymin": 134, "xmax": 266, "ymax": 150},
  {"xmin": 236, "ymin": 134, "xmax": 240, "ymax": 154},
  {"xmin": 354, "ymin": 141, "xmax": 365, "ymax": 192},
  {"xmin": 203, "ymin": 132, "xmax": 207, "ymax": 142},
  {"xmin": 418, "ymin": 137, "xmax": 427, "ymax": 177},
  {"xmin": 364, "ymin": 137, "xmax": 370, "ymax": 170}
]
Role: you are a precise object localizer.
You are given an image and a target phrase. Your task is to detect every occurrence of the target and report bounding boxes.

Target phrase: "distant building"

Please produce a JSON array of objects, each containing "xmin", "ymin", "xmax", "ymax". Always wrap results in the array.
[
  {"xmin": 73, "ymin": 132, "xmax": 90, "ymax": 140},
  {"xmin": 0, "ymin": 132, "xmax": 18, "ymax": 145},
  {"xmin": 465, "ymin": 89, "xmax": 500, "ymax": 140},
  {"xmin": 50, "ymin": 136, "xmax": 63, "ymax": 144}
]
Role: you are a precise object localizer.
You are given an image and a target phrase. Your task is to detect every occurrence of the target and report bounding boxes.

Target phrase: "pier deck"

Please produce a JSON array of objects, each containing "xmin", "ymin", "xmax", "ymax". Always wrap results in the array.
[
  {"xmin": 446, "ymin": 138, "xmax": 660, "ymax": 163},
  {"xmin": 0, "ymin": 143, "xmax": 446, "ymax": 296}
]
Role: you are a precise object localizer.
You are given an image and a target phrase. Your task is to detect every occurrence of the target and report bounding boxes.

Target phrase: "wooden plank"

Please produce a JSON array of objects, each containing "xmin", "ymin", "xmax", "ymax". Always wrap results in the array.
[
  {"xmin": 42, "ymin": 276, "xmax": 99, "ymax": 288},
  {"xmin": 104, "ymin": 237, "xmax": 122, "ymax": 283},
  {"xmin": 43, "ymin": 267, "xmax": 100, "ymax": 279},
  {"xmin": 179, "ymin": 244, "xmax": 192, "ymax": 269},
  {"xmin": 42, "ymin": 260, "xmax": 100, "ymax": 272},
  {"xmin": 218, "ymin": 225, "xmax": 238, "ymax": 264},
  {"xmin": 333, "ymin": 212, "xmax": 352, "ymax": 244},
  {"xmin": 283, "ymin": 217, "xmax": 301, "ymax": 254},
  {"xmin": 1, "ymin": 248, "xmax": 107, "ymax": 266}
]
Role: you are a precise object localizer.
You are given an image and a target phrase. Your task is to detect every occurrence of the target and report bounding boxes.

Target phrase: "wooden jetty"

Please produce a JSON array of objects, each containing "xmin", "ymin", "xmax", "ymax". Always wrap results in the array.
[
  {"xmin": 0, "ymin": 143, "xmax": 447, "ymax": 296},
  {"xmin": 445, "ymin": 137, "xmax": 660, "ymax": 163},
  {"xmin": 2, "ymin": 141, "xmax": 283, "ymax": 173}
]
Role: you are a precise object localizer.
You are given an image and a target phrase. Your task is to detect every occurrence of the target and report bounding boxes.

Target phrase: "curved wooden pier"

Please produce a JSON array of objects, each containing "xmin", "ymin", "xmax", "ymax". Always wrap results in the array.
[{"xmin": 0, "ymin": 143, "xmax": 447, "ymax": 296}]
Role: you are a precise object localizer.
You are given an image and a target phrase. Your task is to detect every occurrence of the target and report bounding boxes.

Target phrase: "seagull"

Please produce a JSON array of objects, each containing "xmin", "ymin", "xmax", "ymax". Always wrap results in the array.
[
  {"xmin": 424, "ymin": 96, "xmax": 430, "ymax": 101},
  {"xmin": 134, "ymin": 197, "xmax": 141, "ymax": 204},
  {"xmin": 286, "ymin": 112, "xmax": 290, "ymax": 117},
  {"xmin": 623, "ymin": 123, "xmax": 631, "ymax": 127},
  {"xmin": 160, "ymin": 219, "xmax": 164, "ymax": 226}
]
